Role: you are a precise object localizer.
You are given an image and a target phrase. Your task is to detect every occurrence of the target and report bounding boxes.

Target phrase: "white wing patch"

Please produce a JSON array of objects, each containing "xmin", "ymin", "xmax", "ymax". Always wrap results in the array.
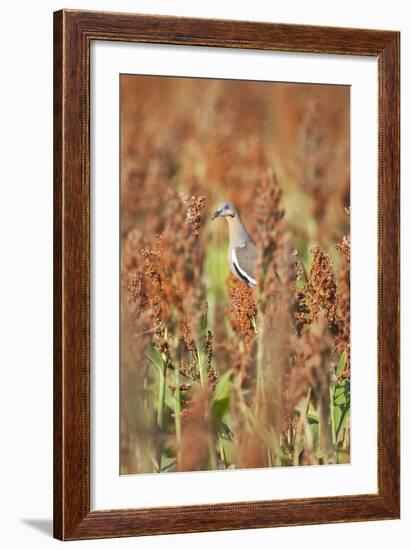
[{"xmin": 231, "ymin": 248, "xmax": 257, "ymax": 287}]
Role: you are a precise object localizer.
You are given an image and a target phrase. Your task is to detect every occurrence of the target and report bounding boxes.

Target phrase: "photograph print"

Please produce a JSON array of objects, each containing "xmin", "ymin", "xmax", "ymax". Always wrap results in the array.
[{"xmin": 120, "ymin": 75, "xmax": 350, "ymax": 475}]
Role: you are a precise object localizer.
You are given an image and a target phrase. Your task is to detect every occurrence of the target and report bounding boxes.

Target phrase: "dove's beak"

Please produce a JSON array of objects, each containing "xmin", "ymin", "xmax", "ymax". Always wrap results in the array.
[{"xmin": 211, "ymin": 209, "xmax": 221, "ymax": 221}]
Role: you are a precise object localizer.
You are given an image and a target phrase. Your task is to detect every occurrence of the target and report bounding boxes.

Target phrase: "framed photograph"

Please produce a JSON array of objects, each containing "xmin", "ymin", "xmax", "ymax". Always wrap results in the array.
[{"xmin": 54, "ymin": 9, "xmax": 400, "ymax": 540}]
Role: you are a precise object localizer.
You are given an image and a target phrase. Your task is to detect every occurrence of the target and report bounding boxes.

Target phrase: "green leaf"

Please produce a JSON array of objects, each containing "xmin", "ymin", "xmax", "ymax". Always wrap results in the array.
[
  {"xmin": 145, "ymin": 347, "xmax": 164, "ymax": 374},
  {"xmin": 309, "ymin": 420, "xmax": 320, "ymax": 451},
  {"xmin": 160, "ymin": 457, "xmax": 176, "ymax": 472},
  {"xmin": 211, "ymin": 370, "xmax": 235, "ymax": 425},
  {"xmin": 336, "ymin": 351, "xmax": 347, "ymax": 377},
  {"xmin": 332, "ymin": 378, "xmax": 351, "ymax": 443},
  {"xmin": 219, "ymin": 438, "xmax": 234, "ymax": 467},
  {"xmin": 218, "ymin": 421, "xmax": 234, "ymax": 441},
  {"xmin": 212, "ymin": 370, "xmax": 234, "ymax": 404},
  {"xmin": 212, "ymin": 397, "xmax": 230, "ymax": 423}
]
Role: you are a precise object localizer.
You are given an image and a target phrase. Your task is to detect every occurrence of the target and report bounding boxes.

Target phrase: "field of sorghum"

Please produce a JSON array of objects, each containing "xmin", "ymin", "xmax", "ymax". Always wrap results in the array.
[{"xmin": 120, "ymin": 75, "xmax": 350, "ymax": 474}]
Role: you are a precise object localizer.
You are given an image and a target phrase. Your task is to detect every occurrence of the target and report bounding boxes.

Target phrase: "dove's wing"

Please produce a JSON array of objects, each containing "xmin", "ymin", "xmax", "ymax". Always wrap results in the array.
[{"xmin": 231, "ymin": 241, "xmax": 257, "ymax": 287}]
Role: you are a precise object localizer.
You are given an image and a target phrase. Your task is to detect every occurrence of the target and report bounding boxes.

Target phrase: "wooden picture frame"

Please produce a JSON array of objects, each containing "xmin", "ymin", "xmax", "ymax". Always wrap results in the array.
[{"xmin": 53, "ymin": 9, "xmax": 400, "ymax": 541}]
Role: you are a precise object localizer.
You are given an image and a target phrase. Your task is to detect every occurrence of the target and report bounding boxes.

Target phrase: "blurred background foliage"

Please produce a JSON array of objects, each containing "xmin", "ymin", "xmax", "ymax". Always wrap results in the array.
[{"xmin": 120, "ymin": 75, "xmax": 350, "ymax": 474}]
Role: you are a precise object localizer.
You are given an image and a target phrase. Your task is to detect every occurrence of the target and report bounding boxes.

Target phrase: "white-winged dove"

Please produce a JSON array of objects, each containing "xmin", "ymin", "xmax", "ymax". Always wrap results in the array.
[{"xmin": 211, "ymin": 201, "xmax": 257, "ymax": 287}]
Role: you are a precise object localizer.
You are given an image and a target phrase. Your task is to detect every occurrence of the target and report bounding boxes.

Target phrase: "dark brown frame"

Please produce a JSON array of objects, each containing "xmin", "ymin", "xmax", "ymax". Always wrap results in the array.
[{"xmin": 54, "ymin": 9, "xmax": 400, "ymax": 541}]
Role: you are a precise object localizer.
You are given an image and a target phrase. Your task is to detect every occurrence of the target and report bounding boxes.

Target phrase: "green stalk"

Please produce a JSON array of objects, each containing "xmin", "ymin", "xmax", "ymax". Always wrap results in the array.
[
  {"xmin": 157, "ymin": 357, "xmax": 168, "ymax": 430},
  {"xmin": 255, "ymin": 313, "xmax": 265, "ymax": 414},
  {"xmin": 219, "ymin": 437, "xmax": 226, "ymax": 467},
  {"xmin": 343, "ymin": 414, "xmax": 350, "ymax": 449},
  {"xmin": 174, "ymin": 366, "xmax": 182, "ymax": 455},
  {"xmin": 330, "ymin": 385, "xmax": 336, "ymax": 445}
]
